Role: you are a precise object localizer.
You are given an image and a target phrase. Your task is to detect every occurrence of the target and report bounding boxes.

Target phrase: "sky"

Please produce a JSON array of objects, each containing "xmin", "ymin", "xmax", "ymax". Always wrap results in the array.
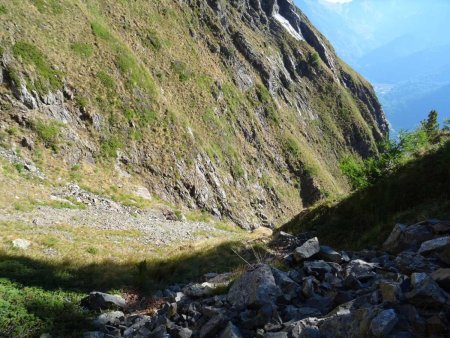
[{"xmin": 295, "ymin": 0, "xmax": 450, "ymax": 131}]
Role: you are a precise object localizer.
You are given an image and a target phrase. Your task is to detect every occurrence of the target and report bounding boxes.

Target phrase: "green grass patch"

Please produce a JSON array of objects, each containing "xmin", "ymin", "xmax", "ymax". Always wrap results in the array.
[
  {"xmin": 97, "ymin": 70, "xmax": 116, "ymax": 91},
  {"xmin": 0, "ymin": 278, "xmax": 88, "ymax": 337},
  {"xmin": 0, "ymin": 4, "xmax": 7, "ymax": 14},
  {"xmin": 100, "ymin": 136, "xmax": 123, "ymax": 159},
  {"xmin": 171, "ymin": 60, "xmax": 191, "ymax": 82},
  {"xmin": 31, "ymin": 0, "xmax": 63, "ymax": 14},
  {"xmin": 71, "ymin": 42, "xmax": 93, "ymax": 58},
  {"xmin": 13, "ymin": 41, "xmax": 62, "ymax": 93},
  {"xmin": 30, "ymin": 119, "xmax": 61, "ymax": 150}
]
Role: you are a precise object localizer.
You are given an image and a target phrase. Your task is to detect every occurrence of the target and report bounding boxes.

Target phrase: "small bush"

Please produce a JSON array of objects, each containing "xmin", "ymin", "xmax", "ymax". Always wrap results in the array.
[
  {"xmin": 171, "ymin": 61, "xmax": 190, "ymax": 82},
  {"xmin": 91, "ymin": 21, "xmax": 112, "ymax": 40},
  {"xmin": 144, "ymin": 30, "xmax": 162, "ymax": 52},
  {"xmin": 30, "ymin": 119, "xmax": 61, "ymax": 149},
  {"xmin": 70, "ymin": 42, "xmax": 93, "ymax": 58},
  {"xmin": 86, "ymin": 246, "xmax": 98, "ymax": 255},
  {"xmin": 97, "ymin": 70, "xmax": 116, "ymax": 91},
  {"xmin": 0, "ymin": 5, "xmax": 7, "ymax": 14},
  {"xmin": 284, "ymin": 136, "xmax": 300, "ymax": 157},
  {"xmin": 100, "ymin": 136, "xmax": 122, "ymax": 159},
  {"xmin": 31, "ymin": 0, "xmax": 63, "ymax": 14},
  {"xmin": 309, "ymin": 52, "xmax": 320, "ymax": 67}
]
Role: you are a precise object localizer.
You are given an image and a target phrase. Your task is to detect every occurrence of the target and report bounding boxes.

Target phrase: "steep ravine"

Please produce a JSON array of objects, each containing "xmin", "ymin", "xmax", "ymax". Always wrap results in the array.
[{"xmin": 0, "ymin": 0, "xmax": 387, "ymax": 228}]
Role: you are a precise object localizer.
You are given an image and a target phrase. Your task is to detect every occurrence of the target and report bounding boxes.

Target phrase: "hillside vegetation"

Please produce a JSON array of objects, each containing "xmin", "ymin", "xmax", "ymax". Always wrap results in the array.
[
  {"xmin": 281, "ymin": 112, "xmax": 450, "ymax": 249},
  {"xmin": 0, "ymin": 0, "xmax": 387, "ymax": 228}
]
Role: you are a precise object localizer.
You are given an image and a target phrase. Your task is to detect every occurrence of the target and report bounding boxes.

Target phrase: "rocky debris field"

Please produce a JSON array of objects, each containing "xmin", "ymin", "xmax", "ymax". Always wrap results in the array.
[
  {"xmin": 1, "ymin": 183, "xmax": 229, "ymax": 247},
  {"xmin": 80, "ymin": 219, "xmax": 450, "ymax": 338}
]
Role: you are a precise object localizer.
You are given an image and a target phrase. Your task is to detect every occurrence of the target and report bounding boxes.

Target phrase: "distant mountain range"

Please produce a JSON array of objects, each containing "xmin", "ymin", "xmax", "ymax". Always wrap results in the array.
[{"xmin": 296, "ymin": 0, "xmax": 450, "ymax": 131}]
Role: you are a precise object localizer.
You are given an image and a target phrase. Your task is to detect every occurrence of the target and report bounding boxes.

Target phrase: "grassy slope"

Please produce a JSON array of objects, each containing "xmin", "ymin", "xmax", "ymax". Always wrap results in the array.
[
  {"xmin": 0, "ymin": 0, "xmax": 384, "ymax": 225},
  {"xmin": 281, "ymin": 140, "xmax": 450, "ymax": 250}
]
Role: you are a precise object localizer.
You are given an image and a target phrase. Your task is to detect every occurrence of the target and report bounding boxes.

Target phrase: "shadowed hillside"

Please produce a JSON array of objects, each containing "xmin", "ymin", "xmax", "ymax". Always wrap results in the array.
[{"xmin": 281, "ymin": 140, "xmax": 450, "ymax": 250}]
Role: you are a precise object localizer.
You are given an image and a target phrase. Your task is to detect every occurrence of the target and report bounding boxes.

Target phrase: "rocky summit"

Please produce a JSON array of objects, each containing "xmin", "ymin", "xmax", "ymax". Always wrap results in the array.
[
  {"xmin": 80, "ymin": 219, "xmax": 450, "ymax": 337},
  {"xmin": 0, "ymin": 0, "xmax": 387, "ymax": 228}
]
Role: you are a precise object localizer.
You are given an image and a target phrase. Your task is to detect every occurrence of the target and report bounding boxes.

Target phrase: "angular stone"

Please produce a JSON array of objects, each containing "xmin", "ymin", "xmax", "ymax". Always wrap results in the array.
[
  {"xmin": 317, "ymin": 245, "xmax": 342, "ymax": 263},
  {"xmin": 418, "ymin": 236, "xmax": 450, "ymax": 255},
  {"xmin": 283, "ymin": 305, "xmax": 321, "ymax": 321},
  {"xmin": 304, "ymin": 260, "xmax": 333, "ymax": 274},
  {"xmin": 431, "ymin": 268, "xmax": 450, "ymax": 292},
  {"xmin": 394, "ymin": 250, "xmax": 438, "ymax": 274},
  {"xmin": 272, "ymin": 268, "xmax": 299, "ymax": 301},
  {"xmin": 293, "ymin": 237, "xmax": 320, "ymax": 262},
  {"xmin": 264, "ymin": 333, "xmax": 288, "ymax": 338},
  {"xmin": 228, "ymin": 264, "xmax": 281, "ymax": 309},
  {"xmin": 379, "ymin": 282, "xmax": 401, "ymax": 303},
  {"xmin": 93, "ymin": 311, "xmax": 124, "ymax": 328},
  {"xmin": 406, "ymin": 273, "xmax": 450, "ymax": 308},
  {"xmin": 199, "ymin": 315, "xmax": 227, "ymax": 338},
  {"xmin": 81, "ymin": 292, "xmax": 126, "ymax": 311},
  {"xmin": 170, "ymin": 326, "xmax": 193, "ymax": 338},
  {"xmin": 370, "ymin": 309, "xmax": 398, "ymax": 337},
  {"xmin": 12, "ymin": 238, "xmax": 31, "ymax": 250},
  {"xmin": 345, "ymin": 259, "xmax": 378, "ymax": 278},
  {"xmin": 218, "ymin": 322, "xmax": 243, "ymax": 338},
  {"xmin": 383, "ymin": 223, "xmax": 434, "ymax": 254}
]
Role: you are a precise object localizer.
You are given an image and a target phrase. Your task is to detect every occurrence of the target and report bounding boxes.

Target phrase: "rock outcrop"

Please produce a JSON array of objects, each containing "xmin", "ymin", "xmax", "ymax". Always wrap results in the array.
[
  {"xmin": 81, "ymin": 219, "xmax": 450, "ymax": 337},
  {"xmin": 0, "ymin": 0, "xmax": 387, "ymax": 228}
]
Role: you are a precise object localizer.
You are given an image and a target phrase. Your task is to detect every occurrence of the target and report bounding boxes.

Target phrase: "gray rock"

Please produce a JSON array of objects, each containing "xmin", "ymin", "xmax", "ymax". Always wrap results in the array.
[
  {"xmin": 264, "ymin": 333, "xmax": 288, "ymax": 338},
  {"xmin": 418, "ymin": 236, "xmax": 450, "ymax": 255},
  {"xmin": 93, "ymin": 311, "xmax": 124, "ymax": 328},
  {"xmin": 170, "ymin": 326, "xmax": 192, "ymax": 338},
  {"xmin": 81, "ymin": 292, "xmax": 126, "ymax": 310},
  {"xmin": 304, "ymin": 260, "xmax": 333, "ymax": 274},
  {"xmin": 272, "ymin": 268, "xmax": 299, "ymax": 301},
  {"xmin": 219, "ymin": 322, "xmax": 243, "ymax": 338},
  {"xmin": 370, "ymin": 309, "xmax": 398, "ymax": 337},
  {"xmin": 293, "ymin": 237, "xmax": 320, "ymax": 262},
  {"xmin": 383, "ymin": 223, "xmax": 434, "ymax": 254},
  {"xmin": 183, "ymin": 282, "xmax": 215, "ymax": 297},
  {"xmin": 227, "ymin": 264, "xmax": 281, "ymax": 309},
  {"xmin": 317, "ymin": 245, "xmax": 342, "ymax": 263},
  {"xmin": 83, "ymin": 333, "xmax": 105, "ymax": 338},
  {"xmin": 12, "ymin": 238, "xmax": 31, "ymax": 250},
  {"xmin": 283, "ymin": 305, "xmax": 321, "ymax": 321},
  {"xmin": 394, "ymin": 250, "xmax": 438, "ymax": 274},
  {"xmin": 199, "ymin": 314, "xmax": 227, "ymax": 338},
  {"xmin": 379, "ymin": 282, "xmax": 401, "ymax": 303},
  {"xmin": 345, "ymin": 259, "xmax": 378, "ymax": 278},
  {"xmin": 406, "ymin": 273, "xmax": 450, "ymax": 308},
  {"xmin": 431, "ymin": 268, "xmax": 450, "ymax": 292}
]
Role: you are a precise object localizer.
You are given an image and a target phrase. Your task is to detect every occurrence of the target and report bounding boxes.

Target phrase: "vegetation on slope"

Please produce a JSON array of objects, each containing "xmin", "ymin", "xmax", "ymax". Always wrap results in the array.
[
  {"xmin": 0, "ymin": 0, "xmax": 387, "ymax": 226},
  {"xmin": 281, "ymin": 111, "xmax": 450, "ymax": 250}
]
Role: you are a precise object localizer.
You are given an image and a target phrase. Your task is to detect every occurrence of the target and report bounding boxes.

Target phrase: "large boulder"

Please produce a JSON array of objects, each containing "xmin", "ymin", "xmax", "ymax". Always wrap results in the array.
[
  {"xmin": 418, "ymin": 236, "xmax": 450, "ymax": 264},
  {"xmin": 218, "ymin": 322, "xmax": 243, "ymax": 338},
  {"xmin": 431, "ymin": 268, "xmax": 450, "ymax": 292},
  {"xmin": 81, "ymin": 292, "xmax": 126, "ymax": 311},
  {"xmin": 227, "ymin": 264, "xmax": 281, "ymax": 309},
  {"xmin": 370, "ymin": 309, "xmax": 398, "ymax": 337},
  {"xmin": 383, "ymin": 222, "xmax": 435, "ymax": 254},
  {"xmin": 405, "ymin": 273, "xmax": 450, "ymax": 308},
  {"xmin": 317, "ymin": 245, "xmax": 342, "ymax": 263},
  {"xmin": 293, "ymin": 237, "xmax": 320, "ymax": 262}
]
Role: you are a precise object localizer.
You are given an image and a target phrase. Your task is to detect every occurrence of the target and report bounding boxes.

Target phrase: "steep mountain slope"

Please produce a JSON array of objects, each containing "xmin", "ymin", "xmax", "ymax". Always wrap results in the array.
[{"xmin": 0, "ymin": 0, "xmax": 387, "ymax": 228}]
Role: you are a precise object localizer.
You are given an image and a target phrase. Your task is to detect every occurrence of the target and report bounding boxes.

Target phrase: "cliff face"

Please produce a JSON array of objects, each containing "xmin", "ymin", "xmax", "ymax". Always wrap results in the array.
[{"xmin": 0, "ymin": 0, "xmax": 387, "ymax": 228}]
